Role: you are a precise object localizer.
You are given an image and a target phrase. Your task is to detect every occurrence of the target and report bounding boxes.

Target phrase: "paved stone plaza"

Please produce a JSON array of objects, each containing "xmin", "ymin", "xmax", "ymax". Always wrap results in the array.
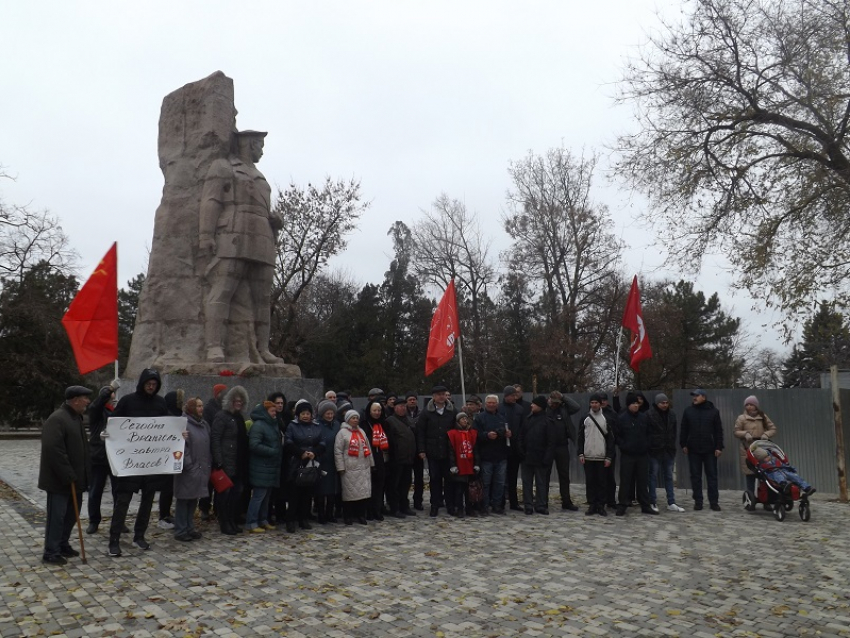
[{"xmin": 0, "ymin": 439, "xmax": 848, "ymax": 637}]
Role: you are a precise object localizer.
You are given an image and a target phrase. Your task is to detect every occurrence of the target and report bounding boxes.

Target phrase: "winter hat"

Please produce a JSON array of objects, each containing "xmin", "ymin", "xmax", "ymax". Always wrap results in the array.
[
  {"xmin": 431, "ymin": 385, "xmax": 448, "ymax": 394},
  {"xmin": 213, "ymin": 384, "xmax": 227, "ymax": 398},
  {"xmin": 690, "ymin": 389, "xmax": 707, "ymax": 397},
  {"xmin": 744, "ymin": 395, "xmax": 759, "ymax": 408},
  {"xmin": 263, "ymin": 400, "xmax": 276, "ymax": 410},
  {"xmin": 589, "ymin": 392, "xmax": 605, "ymax": 403},
  {"xmin": 405, "ymin": 391, "xmax": 417, "ymax": 399},
  {"xmin": 294, "ymin": 399, "xmax": 313, "ymax": 416},
  {"xmin": 626, "ymin": 392, "xmax": 641, "ymax": 406},
  {"xmin": 65, "ymin": 386, "xmax": 92, "ymax": 400},
  {"xmin": 456, "ymin": 412, "xmax": 470, "ymax": 424},
  {"xmin": 368, "ymin": 387, "xmax": 384, "ymax": 397},
  {"xmin": 531, "ymin": 395, "xmax": 548, "ymax": 409},
  {"xmin": 655, "ymin": 393, "xmax": 669, "ymax": 404},
  {"xmin": 503, "ymin": 385, "xmax": 517, "ymax": 398},
  {"xmin": 317, "ymin": 400, "xmax": 337, "ymax": 416},
  {"xmin": 344, "ymin": 410, "xmax": 360, "ymax": 424}
]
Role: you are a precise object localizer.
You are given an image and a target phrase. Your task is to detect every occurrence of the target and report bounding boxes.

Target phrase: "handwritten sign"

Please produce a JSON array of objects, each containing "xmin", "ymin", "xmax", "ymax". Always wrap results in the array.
[{"xmin": 105, "ymin": 416, "xmax": 186, "ymax": 477}]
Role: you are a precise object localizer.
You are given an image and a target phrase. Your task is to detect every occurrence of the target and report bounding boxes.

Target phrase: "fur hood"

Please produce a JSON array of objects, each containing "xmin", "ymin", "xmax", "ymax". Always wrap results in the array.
[{"xmin": 221, "ymin": 385, "xmax": 248, "ymax": 413}]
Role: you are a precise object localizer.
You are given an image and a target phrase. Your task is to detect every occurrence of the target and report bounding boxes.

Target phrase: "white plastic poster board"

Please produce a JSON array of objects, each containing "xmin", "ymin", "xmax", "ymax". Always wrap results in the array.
[{"xmin": 105, "ymin": 416, "xmax": 187, "ymax": 477}]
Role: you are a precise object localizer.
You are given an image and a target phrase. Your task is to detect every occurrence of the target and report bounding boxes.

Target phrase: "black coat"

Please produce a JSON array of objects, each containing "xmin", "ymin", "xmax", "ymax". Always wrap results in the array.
[
  {"xmin": 211, "ymin": 409, "xmax": 249, "ymax": 481},
  {"xmin": 647, "ymin": 404, "xmax": 677, "ymax": 456},
  {"xmin": 203, "ymin": 396, "xmax": 222, "ymax": 428},
  {"xmin": 680, "ymin": 400, "xmax": 724, "ymax": 454},
  {"xmin": 547, "ymin": 401, "xmax": 579, "ymax": 447},
  {"xmin": 385, "ymin": 413, "xmax": 418, "ymax": 466},
  {"xmin": 614, "ymin": 409, "xmax": 651, "ymax": 456},
  {"xmin": 38, "ymin": 404, "xmax": 90, "ymax": 494},
  {"xmin": 500, "ymin": 400, "xmax": 525, "ymax": 460},
  {"xmin": 87, "ymin": 386, "xmax": 114, "ymax": 467},
  {"xmin": 111, "ymin": 369, "xmax": 170, "ymax": 493},
  {"xmin": 516, "ymin": 411, "xmax": 557, "ymax": 467},
  {"xmin": 415, "ymin": 399, "xmax": 456, "ymax": 460},
  {"xmin": 473, "ymin": 409, "xmax": 508, "ymax": 463}
]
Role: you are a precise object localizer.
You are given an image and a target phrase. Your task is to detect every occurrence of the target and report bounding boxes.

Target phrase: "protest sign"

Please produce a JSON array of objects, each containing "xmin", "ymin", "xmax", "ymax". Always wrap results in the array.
[{"xmin": 105, "ymin": 416, "xmax": 187, "ymax": 477}]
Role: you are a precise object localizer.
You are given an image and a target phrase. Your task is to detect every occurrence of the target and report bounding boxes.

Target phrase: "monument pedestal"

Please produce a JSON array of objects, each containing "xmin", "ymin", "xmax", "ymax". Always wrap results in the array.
[{"xmin": 117, "ymin": 373, "xmax": 323, "ymax": 408}]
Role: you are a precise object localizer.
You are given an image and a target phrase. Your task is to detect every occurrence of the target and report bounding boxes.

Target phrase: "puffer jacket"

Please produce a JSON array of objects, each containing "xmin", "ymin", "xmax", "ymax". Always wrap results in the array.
[
  {"xmin": 87, "ymin": 386, "xmax": 114, "ymax": 467},
  {"xmin": 247, "ymin": 405, "xmax": 282, "ymax": 489},
  {"xmin": 647, "ymin": 404, "xmax": 677, "ymax": 457},
  {"xmin": 578, "ymin": 409, "xmax": 614, "ymax": 462},
  {"xmin": 210, "ymin": 386, "xmax": 250, "ymax": 481},
  {"xmin": 334, "ymin": 422, "xmax": 374, "ymax": 501},
  {"xmin": 284, "ymin": 418, "xmax": 326, "ymax": 482},
  {"xmin": 615, "ymin": 408, "xmax": 651, "ymax": 456},
  {"xmin": 733, "ymin": 411, "xmax": 777, "ymax": 475},
  {"xmin": 415, "ymin": 399, "xmax": 456, "ymax": 460},
  {"xmin": 548, "ymin": 401, "xmax": 580, "ymax": 447},
  {"xmin": 680, "ymin": 400, "xmax": 724, "ymax": 454}
]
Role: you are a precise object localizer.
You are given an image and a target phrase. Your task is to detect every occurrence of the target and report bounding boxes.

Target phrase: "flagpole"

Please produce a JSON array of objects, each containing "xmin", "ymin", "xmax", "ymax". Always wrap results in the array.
[
  {"xmin": 614, "ymin": 327, "xmax": 623, "ymax": 389},
  {"xmin": 457, "ymin": 335, "xmax": 466, "ymax": 401}
]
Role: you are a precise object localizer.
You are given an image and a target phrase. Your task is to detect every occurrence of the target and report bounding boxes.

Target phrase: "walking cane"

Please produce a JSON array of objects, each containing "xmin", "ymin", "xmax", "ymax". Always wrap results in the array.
[{"xmin": 70, "ymin": 482, "xmax": 87, "ymax": 564}]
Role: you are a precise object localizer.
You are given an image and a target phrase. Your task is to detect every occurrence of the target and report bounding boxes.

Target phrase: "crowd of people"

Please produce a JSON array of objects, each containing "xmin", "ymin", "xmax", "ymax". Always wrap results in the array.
[{"xmin": 36, "ymin": 371, "xmax": 816, "ymax": 565}]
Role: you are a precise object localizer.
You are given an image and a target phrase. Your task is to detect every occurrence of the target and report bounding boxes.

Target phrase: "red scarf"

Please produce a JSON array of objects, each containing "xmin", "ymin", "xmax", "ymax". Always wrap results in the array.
[
  {"xmin": 348, "ymin": 428, "xmax": 371, "ymax": 457},
  {"xmin": 371, "ymin": 423, "xmax": 389, "ymax": 451}
]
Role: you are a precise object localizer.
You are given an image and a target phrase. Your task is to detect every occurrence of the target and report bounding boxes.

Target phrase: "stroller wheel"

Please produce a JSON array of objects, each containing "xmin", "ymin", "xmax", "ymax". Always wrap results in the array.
[
  {"xmin": 743, "ymin": 491, "xmax": 756, "ymax": 511},
  {"xmin": 799, "ymin": 501, "xmax": 811, "ymax": 522},
  {"xmin": 783, "ymin": 500, "xmax": 794, "ymax": 512},
  {"xmin": 773, "ymin": 503, "xmax": 786, "ymax": 522}
]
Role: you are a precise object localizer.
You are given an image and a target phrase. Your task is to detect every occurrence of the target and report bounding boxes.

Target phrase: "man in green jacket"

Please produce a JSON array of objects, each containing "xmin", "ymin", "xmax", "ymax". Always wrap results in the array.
[{"xmin": 38, "ymin": 386, "xmax": 92, "ymax": 565}]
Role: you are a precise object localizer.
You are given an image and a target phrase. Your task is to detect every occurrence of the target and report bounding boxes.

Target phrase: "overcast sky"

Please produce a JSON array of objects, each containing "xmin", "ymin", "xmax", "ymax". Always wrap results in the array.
[{"xmin": 0, "ymin": 1, "xmax": 787, "ymax": 352}]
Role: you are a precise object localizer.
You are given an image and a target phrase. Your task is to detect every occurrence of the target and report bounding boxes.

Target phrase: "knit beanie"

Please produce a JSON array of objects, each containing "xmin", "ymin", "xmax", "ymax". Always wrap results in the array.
[
  {"xmin": 744, "ymin": 395, "xmax": 759, "ymax": 408},
  {"xmin": 589, "ymin": 392, "xmax": 605, "ymax": 403},
  {"xmin": 655, "ymin": 393, "xmax": 669, "ymax": 404},
  {"xmin": 213, "ymin": 383, "xmax": 227, "ymax": 398},
  {"xmin": 503, "ymin": 385, "xmax": 516, "ymax": 398},
  {"xmin": 626, "ymin": 392, "xmax": 641, "ymax": 406},
  {"xmin": 344, "ymin": 409, "xmax": 360, "ymax": 424},
  {"xmin": 531, "ymin": 395, "xmax": 548, "ymax": 409},
  {"xmin": 294, "ymin": 399, "xmax": 313, "ymax": 416},
  {"xmin": 317, "ymin": 400, "xmax": 337, "ymax": 417}
]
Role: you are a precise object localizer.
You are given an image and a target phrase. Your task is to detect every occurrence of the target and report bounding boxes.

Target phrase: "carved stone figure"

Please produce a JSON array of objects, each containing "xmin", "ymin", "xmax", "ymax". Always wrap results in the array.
[{"xmin": 125, "ymin": 72, "xmax": 300, "ymax": 379}]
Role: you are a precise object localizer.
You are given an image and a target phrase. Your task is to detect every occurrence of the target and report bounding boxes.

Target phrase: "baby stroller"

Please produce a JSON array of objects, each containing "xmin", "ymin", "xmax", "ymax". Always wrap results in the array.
[{"xmin": 742, "ymin": 440, "xmax": 812, "ymax": 522}]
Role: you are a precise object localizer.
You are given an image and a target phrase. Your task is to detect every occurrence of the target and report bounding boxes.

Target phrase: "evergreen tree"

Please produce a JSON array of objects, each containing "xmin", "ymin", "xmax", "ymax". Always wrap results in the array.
[{"xmin": 782, "ymin": 303, "xmax": 850, "ymax": 388}]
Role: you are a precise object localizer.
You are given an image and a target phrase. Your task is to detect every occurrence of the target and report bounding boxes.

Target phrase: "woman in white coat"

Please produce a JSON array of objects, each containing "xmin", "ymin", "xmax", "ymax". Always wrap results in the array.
[{"xmin": 334, "ymin": 410, "xmax": 374, "ymax": 525}]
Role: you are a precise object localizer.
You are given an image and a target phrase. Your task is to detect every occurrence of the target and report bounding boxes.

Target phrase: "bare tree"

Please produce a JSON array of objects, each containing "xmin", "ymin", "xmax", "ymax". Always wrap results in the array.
[
  {"xmin": 616, "ymin": 0, "xmax": 850, "ymax": 318},
  {"xmin": 412, "ymin": 194, "xmax": 497, "ymax": 391},
  {"xmin": 504, "ymin": 147, "xmax": 625, "ymax": 391},
  {"xmin": 270, "ymin": 177, "xmax": 368, "ymax": 359},
  {"xmin": 738, "ymin": 347, "xmax": 786, "ymax": 389}
]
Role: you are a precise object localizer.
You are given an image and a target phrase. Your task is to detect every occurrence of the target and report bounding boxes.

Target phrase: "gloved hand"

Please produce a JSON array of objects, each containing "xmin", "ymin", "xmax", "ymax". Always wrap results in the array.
[
  {"xmin": 450, "ymin": 466, "xmax": 459, "ymax": 474},
  {"xmin": 761, "ymin": 434, "xmax": 770, "ymax": 440},
  {"xmin": 745, "ymin": 433, "xmax": 753, "ymax": 442},
  {"xmin": 473, "ymin": 466, "xmax": 480, "ymax": 474},
  {"xmin": 99, "ymin": 430, "xmax": 109, "ymax": 440}
]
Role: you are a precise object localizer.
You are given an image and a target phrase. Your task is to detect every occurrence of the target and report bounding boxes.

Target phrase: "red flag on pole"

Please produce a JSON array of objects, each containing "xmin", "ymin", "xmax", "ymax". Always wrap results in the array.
[
  {"xmin": 425, "ymin": 279, "xmax": 459, "ymax": 376},
  {"xmin": 622, "ymin": 275, "xmax": 652, "ymax": 371},
  {"xmin": 62, "ymin": 242, "xmax": 119, "ymax": 375}
]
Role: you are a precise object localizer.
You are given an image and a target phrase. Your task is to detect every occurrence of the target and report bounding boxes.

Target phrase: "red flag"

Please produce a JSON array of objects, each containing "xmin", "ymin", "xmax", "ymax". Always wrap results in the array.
[
  {"xmin": 425, "ymin": 279, "xmax": 459, "ymax": 376},
  {"xmin": 622, "ymin": 275, "xmax": 652, "ymax": 371},
  {"xmin": 62, "ymin": 243, "xmax": 119, "ymax": 375}
]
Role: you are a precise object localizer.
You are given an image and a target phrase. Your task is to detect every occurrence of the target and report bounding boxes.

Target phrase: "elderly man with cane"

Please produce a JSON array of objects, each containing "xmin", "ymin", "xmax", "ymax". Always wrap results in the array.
[{"xmin": 38, "ymin": 385, "xmax": 92, "ymax": 565}]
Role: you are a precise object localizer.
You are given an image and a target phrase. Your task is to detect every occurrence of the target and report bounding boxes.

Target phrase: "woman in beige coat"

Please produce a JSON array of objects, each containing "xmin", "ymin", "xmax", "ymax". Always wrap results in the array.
[
  {"xmin": 733, "ymin": 395, "xmax": 777, "ymax": 493},
  {"xmin": 334, "ymin": 410, "xmax": 374, "ymax": 525}
]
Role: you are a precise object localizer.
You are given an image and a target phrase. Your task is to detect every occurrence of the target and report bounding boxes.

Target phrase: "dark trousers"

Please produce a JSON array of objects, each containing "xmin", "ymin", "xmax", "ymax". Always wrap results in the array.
[
  {"xmin": 343, "ymin": 498, "xmax": 368, "ymax": 521},
  {"xmin": 315, "ymin": 494, "xmax": 336, "ymax": 522},
  {"xmin": 198, "ymin": 482, "xmax": 213, "ymax": 516},
  {"xmin": 370, "ymin": 463, "xmax": 386, "ymax": 515},
  {"xmin": 604, "ymin": 456, "xmax": 617, "ymax": 506},
  {"xmin": 286, "ymin": 484, "xmax": 315, "ymax": 523},
  {"xmin": 552, "ymin": 445, "xmax": 574, "ymax": 505},
  {"xmin": 214, "ymin": 478, "xmax": 244, "ymax": 531},
  {"xmin": 386, "ymin": 463, "xmax": 413, "ymax": 513},
  {"xmin": 87, "ymin": 464, "xmax": 117, "ymax": 527},
  {"xmin": 505, "ymin": 454, "xmax": 521, "ymax": 507},
  {"xmin": 412, "ymin": 456, "xmax": 424, "ymax": 508},
  {"xmin": 521, "ymin": 463, "xmax": 550, "ymax": 510},
  {"xmin": 618, "ymin": 453, "xmax": 650, "ymax": 508},
  {"xmin": 44, "ymin": 491, "xmax": 81, "ymax": 558},
  {"xmin": 158, "ymin": 483, "xmax": 173, "ymax": 520},
  {"xmin": 583, "ymin": 461, "xmax": 607, "ymax": 510},
  {"xmin": 110, "ymin": 484, "xmax": 155, "ymax": 541},
  {"xmin": 452, "ymin": 480, "xmax": 470, "ymax": 512},
  {"xmin": 746, "ymin": 474, "xmax": 756, "ymax": 493},
  {"xmin": 688, "ymin": 451, "xmax": 719, "ymax": 505},
  {"xmin": 427, "ymin": 457, "xmax": 454, "ymax": 511}
]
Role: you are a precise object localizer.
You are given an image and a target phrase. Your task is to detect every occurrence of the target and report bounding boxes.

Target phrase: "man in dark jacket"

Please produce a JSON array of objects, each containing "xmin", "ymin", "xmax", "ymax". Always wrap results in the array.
[
  {"xmin": 416, "ymin": 385, "xmax": 457, "ymax": 517},
  {"xmin": 614, "ymin": 393, "xmax": 657, "ymax": 516},
  {"xmin": 517, "ymin": 395, "xmax": 557, "ymax": 515},
  {"xmin": 600, "ymin": 393, "xmax": 618, "ymax": 508},
  {"xmin": 86, "ymin": 385, "xmax": 117, "ymax": 534},
  {"xmin": 108, "ymin": 368, "xmax": 170, "ymax": 557},
  {"xmin": 404, "ymin": 392, "xmax": 424, "ymax": 509},
  {"xmin": 385, "ymin": 401, "xmax": 418, "ymax": 517},
  {"xmin": 39, "ymin": 385, "xmax": 92, "ymax": 565},
  {"xmin": 473, "ymin": 394, "xmax": 508, "ymax": 515},
  {"xmin": 547, "ymin": 391, "xmax": 581, "ymax": 511},
  {"xmin": 680, "ymin": 389, "xmax": 724, "ymax": 511},
  {"xmin": 500, "ymin": 385, "xmax": 525, "ymax": 511},
  {"xmin": 647, "ymin": 393, "xmax": 684, "ymax": 512}
]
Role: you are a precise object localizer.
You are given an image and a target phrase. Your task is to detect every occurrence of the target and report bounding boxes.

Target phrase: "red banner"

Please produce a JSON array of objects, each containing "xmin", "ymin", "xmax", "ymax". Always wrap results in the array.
[
  {"xmin": 62, "ymin": 242, "xmax": 119, "ymax": 375},
  {"xmin": 425, "ymin": 279, "xmax": 458, "ymax": 376},
  {"xmin": 622, "ymin": 275, "xmax": 652, "ymax": 371}
]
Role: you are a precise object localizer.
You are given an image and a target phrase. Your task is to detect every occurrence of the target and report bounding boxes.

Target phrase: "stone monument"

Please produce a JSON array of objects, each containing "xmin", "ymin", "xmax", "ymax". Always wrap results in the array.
[{"xmin": 125, "ymin": 72, "xmax": 302, "ymax": 381}]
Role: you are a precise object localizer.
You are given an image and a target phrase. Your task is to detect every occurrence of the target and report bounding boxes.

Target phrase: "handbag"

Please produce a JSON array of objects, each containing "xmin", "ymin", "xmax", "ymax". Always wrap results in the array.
[
  {"xmin": 468, "ymin": 476, "xmax": 484, "ymax": 504},
  {"xmin": 210, "ymin": 468, "xmax": 233, "ymax": 493},
  {"xmin": 295, "ymin": 459, "xmax": 321, "ymax": 487}
]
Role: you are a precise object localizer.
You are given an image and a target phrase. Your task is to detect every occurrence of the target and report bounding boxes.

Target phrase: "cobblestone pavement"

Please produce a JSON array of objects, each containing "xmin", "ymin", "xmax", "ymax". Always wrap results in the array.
[{"xmin": 1, "ymin": 440, "xmax": 849, "ymax": 637}]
